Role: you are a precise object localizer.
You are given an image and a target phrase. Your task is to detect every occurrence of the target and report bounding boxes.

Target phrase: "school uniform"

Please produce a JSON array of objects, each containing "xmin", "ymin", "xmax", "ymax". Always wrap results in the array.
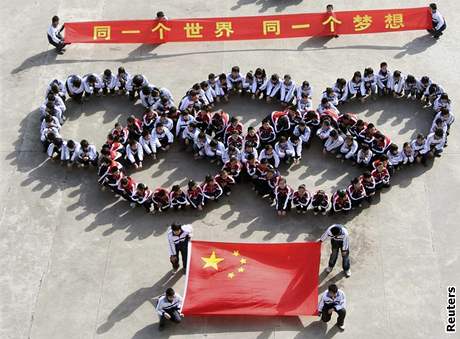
[
  {"xmin": 44, "ymin": 95, "xmax": 66, "ymax": 114},
  {"xmin": 243, "ymin": 133, "xmax": 260, "ymax": 149},
  {"xmin": 61, "ymin": 141, "xmax": 80, "ymax": 163},
  {"xmin": 167, "ymin": 224, "xmax": 193, "ymax": 270},
  {"xmin": 126, "ymin": 75, "xmax": 149, "ymax": 100},
  {"xmin": 258, "ymin": 125, "xmax": 276, "ymax": 146},
  {"xmin": 280, "ymin": 81, "xmax": 296, "ymax": 104},
  {"xmin": 204, "ymin": 141, "xmax": 226, "ymax": 162},
  {"xmin": 215, "ymin": 174, "xmax": 236, "ymax": 195},
  {"xmin": 361, "ymin": 175, "xmax": 376, "ymax": 198},
  {"xmin": 331, "ymin": 193, "xmax": 352, "ymax": 213},
  {"xmin": 66, "ymin": 75, "xmax": 84, "ymax": 99},
  {"xmin": 403, "ymin": 80, "xmax": 418, "ymax": 98},
  {"xmin": 47, "ymin": 24, "xmax": 65, "ymax": 50},
  {"xmin": 101, "ymin": 73, "xmax": 118, "ymax": 94},
  {"xmin": 347, "ymin": 183, "xmax": 366, "ymax": 206},
  {"xmin": 339, "ymin": 140, "xmax": 358, "ymax": 160},
  {"xmin": 156, "ymin": 294, "xmax": 183, "ymax": 327},
  {"xmin": 169, "ymin": 190, "xmax": 188, "ymax": 210},
  {"xmin": 153, "ymin": 127, "xmax": 174, "ymax": 148},
  {"xmin": 320, "ymin": 224, "xmax": 350, "ymax": 272},
  {"xmin": 324, "ymin": 135, "xmax": 344, "ymax": 153},
  {"xmin": 152, "ymin": 188, "xmax": 170, "ymax": 212},
  {"xmin": 274, "ymin": 185, "xmax": 293, "ymax": 211},
  {"xmin": 401, "ymin": 148, "xmax": 415, "ymax": 165},
  {"xmin": 312, "ymin": 192, "xmax": 330, "ymax": 213},
  {"xmin": 40, "ymin": 104, "xmax": 64, "ymax": 124},
  {"xmin": 318, "ymin": 289, "xmax": 347, "ymax": 326},
  {"xmin": 376, "ymin": 69, "xmax": 391, "ymax": 95},
  {"xmin": 316, "ymin": 126, "xmax": 333, "ymax": 141},
  {"xmin": 296, "ymin": 84, "xmax": 313, "ymax": 102},
  {"xmin": 430, "ymin": 10, "xmax": 447, "ymax": 38},
  {"xmin": 421, "ymin": 132, "xmax": 446, "ymax": 156},
  {"xmin": 258, "ymin": 149, "xmax": 280, "ymax": 168},
  {"xmin": 227, "ymin": 72, "xmax": 244, "ymax": 90},
  {"xmin": 387, "ymin": 150, "xmax": 403, "ymax": 168},
  {"xmin": 126, "ymin": 142, "xmax": 144, "ymax": 166},
  {"xmin": 292, "ymin": 190, "xmax": 311, "ymax": 213},
  {"xmin": 46, "ymin": 79, "xmax": 67, "ymax": 99},
  {"xmin": 360, "ymin": 74, "xmax": 377, "ymax": 96},
  {"xmin": 175, "ymin": 115, "xmax": 196, "ymax": 137},
  {"xmin": 117, "ymin": 72, "xmax": 131, "ymax": 92},
  {"xmin": 201, "ymin": 181, "xmax": 223, "ymax": 201},
  {"xmin": 332, "ymin": 83, "xmax": 347, "ymax": 104},
  {"xmin": 76, "ymin": 145, "xmax": 99, "ymax": 166},
  {"xmin": 346, "ymin": 79, "xmax": 362, "ymax": 99},
  {"xmin": 388, "ymin": 74, "xmax": 405, "ymax": 96},
  {"xmin": 187, "ymin": 187, "xmax": 205, "ymax": 209},
  {"xmin": 275, "ymin": 141, "xmax": 295, "ymax": 162},
  {"xmin": 260, "ymin": 80, "xmax": 281, "ymax": 99},
  {"xmin": 200, "ymin": 87, "xmax": 216, "ymax": 106},
  {"xmin": 132, "ymin": 188, "xmax": 153, "ymax": 211},
  {"xmin": 82, "ymin": 73, "xmax": 104, "ymax": 96},
  {"xmin": 356, "ymin": 149, "xmax": 372, "ymax": 166},
  {"xmin": 372, "ymin": 168, "xmax": 390, "ymax": 189},
  {"xmin": 118, "ymin": 177, "xmax": 137, "ymax": 202},
  {"xmin": 139, "ymin": 134, "xmax": 160, "ymax": 156}
]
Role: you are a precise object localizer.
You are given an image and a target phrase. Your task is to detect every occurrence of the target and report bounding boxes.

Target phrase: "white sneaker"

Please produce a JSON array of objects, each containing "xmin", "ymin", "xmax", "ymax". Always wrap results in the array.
[
  {"xmin": 345, "ymin": 269, "xmax": 351, "ymax": 277},
  {"xmin": 326, "ymin": 267, "xmax": 333, "ymax": 273},
  {"xmin": 338, "ymin": 324, "xmax": 345, "ymax": 331}
]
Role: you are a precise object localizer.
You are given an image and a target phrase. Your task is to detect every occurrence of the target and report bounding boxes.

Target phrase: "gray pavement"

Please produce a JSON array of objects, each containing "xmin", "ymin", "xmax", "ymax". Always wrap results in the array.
[{"xmin": 1, "ymin": 0, "xmax": 459, "ymax": 338}]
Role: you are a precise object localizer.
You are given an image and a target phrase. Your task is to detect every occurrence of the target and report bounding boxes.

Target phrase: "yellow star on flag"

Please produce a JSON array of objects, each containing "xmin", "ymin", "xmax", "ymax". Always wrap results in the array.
[
  {"xmin": 228, "ymin": 272, "xmax": 235, "ymax": 279},
  {"xmin": 238, "ymin": 267, "xmax": 245, "ymax": 273},
  {"xmin": 201, "ymin": 251, "xmax": 224, "ymax": 270},
  {"xmin": 232, "ymin": 250, "xmax": 240, "ymax": 256},
  {"xmin": 240, "ymin": 258, "xmax": 247, "ymax": 265}
]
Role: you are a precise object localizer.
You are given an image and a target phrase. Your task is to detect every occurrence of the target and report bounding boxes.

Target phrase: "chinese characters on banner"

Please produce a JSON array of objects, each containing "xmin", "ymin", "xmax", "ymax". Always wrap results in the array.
[{"xmin": 66, "ymin": 7, "xmax": 431, "ymax": 44}]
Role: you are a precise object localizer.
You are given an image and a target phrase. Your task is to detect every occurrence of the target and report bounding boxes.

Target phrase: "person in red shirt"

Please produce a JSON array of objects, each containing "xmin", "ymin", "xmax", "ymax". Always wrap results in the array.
[
  {"xmin": 214, "ymin": 169, "xmax": 235, "ymax": 196},
  {"xmin": 222, "ymin": 157, "xmax": 242, "ymax": 181},
  {"xmin": 347, "ymin": 177, "xmax": 366, "ymax": 207},
  {"xmin": 201, "ymin": 175, "xmax": 223, "ymax": 202},
  {"xmin": 186, "ymin": 180, "xmax": 205, "ymax": 210},
  {"xmin": 132, "ymin": 183, "xmax": 153, "ymax": 212},
  {"xmin": 312, "ymin": 190, "xmax": 330, "ymax": 215},
  {"xmin": 331, "ymin": 190, "xmax": 352, "ymax": 214},
  {"xmin": 118, "ymin": 176, "xmax": 137, "ymax": 204},
  {"xmin": 293, "ymin": 184, "xmax": 311, "ymax": 214},
  {"xmin": 152, "ymin": 188, "xmax": 170, "ymax": 213},
  {"xmin": 372, "ymin": 160, "xmax": 390, "ymax": 189}
]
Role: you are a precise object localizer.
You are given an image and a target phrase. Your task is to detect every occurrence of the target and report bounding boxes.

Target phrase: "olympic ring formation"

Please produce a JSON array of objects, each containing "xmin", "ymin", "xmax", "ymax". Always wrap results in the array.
[{"xmin": 39, "ymin": 63, "xmax": 454, "ymax": 216}]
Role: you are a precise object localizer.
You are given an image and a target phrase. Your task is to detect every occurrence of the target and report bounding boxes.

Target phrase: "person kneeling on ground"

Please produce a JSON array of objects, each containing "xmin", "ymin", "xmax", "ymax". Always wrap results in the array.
[
  {"xmin": 156, "ymin": 288, "xmax": 183, "ymax": 331},
  {"xmin": 318, "ymin": 284, "xmax": 347, "ymax": 331}
]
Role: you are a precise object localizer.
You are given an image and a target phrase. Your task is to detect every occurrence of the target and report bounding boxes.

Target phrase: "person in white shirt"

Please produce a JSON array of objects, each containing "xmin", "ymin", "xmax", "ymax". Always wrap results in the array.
[
  {"xmin": 156, "ymin": 288, "xmax": 183, "ymax": 331},
  {"xmin": 428, "ymin": 3, "xmax": 446, "ymax": 39},
  {"xmin": 66, "ymin": 75, "xmax": 84, "ymax": 101},
  {"xmin": 318, "ymin": 284, "xmax": 347, "ymax": 330},
  {"xmin": 47, "ymin": 16, "xmax": 68, "ymax": 54},
  {"xmin": 323, "ymin": 130, "xmax": 344, "ymax": 155},
  {"xmin": 319, "ymin": 224, "xmax": 351, "ymax": 277},
  {"xmin": 76, "ymin": 140, "xmax": 98, "ymax": 167},
  {"xmin": 101, "ymin": 69, "xmax": 118, "ymax": 95},
  {"xmin": 83, "ymin": 73, "xmax": 103, "ymax": 98},
  {"xmin": 167, "ymin": 223, "xmax": 193, "ymax": 271}
]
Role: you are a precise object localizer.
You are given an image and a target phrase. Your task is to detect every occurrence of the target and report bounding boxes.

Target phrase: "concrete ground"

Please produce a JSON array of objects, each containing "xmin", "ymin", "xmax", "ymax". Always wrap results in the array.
[{"xmin": 1, "ymin": 0, "xmax": 459, "ymax": 338}]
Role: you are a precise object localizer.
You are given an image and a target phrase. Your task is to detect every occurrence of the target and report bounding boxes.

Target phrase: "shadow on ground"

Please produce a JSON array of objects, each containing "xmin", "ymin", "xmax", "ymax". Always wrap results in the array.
[{"xmin": 11, "ymin": 35, "xmax": 436, "ymax": 75}]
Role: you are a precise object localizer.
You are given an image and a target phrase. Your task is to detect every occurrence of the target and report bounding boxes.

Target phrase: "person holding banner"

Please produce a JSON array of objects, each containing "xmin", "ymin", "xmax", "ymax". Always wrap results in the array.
[
  {"xmin": 428, "ymin": 3, "xmax": 446, "ymax": 39},
  {"xmin": 318, "ymin": 284, "xmax": 347, "ymax": 330},
  {"xmin": 319, "ymin": 224, "xmax": 351, "ymax": 277},
  {"xmin": 47, "ymin": 16, "xmax": 69, "ymax": 54}
]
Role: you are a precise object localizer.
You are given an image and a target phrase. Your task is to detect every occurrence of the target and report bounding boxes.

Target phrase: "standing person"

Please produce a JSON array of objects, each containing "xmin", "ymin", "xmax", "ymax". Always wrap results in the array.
[
  {"xmin": 319, "ymin": 224, "xmax": 351, "ymax": 277},
  {"xmin": 428, "ymin": 3, "xmax": 446, "ymax": 39},
  {"xmin": 47, "ymin": 16, "xmax": 68, "ymax": 54},
  {"xmin": 156, "ymin": 288, "xmax": 183, "ymax": 331},
  {"xmin": 318, "ymin": 284, "xmax": 347, "ymax": 330},
  {"xmin": 167, "ymin": 223, "xmax": 193, "ymax": 273}
]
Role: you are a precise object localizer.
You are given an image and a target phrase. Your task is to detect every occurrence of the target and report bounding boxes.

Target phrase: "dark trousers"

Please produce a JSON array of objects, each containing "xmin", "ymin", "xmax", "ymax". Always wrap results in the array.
[
  {"xmin": 159, "ymin": 309, "xmax": 181, "ymax": 329},
  {"xmin": 171, "ymin": 240, "xmax": 189, "ymax": 270},
  {"xmin": 429, "ymin": 21, "xmax": 446, "ymax": 38},
  {"xmin": 321, "ymin": 304, "xmax": 346, "ymax": 326},
  {"xmin": 47, "ymin": 34, "xmax": 67, "ymax": 51},
  {"xmin": 328, "ymin": 240, "xmax": 350, "ymax": 271}
]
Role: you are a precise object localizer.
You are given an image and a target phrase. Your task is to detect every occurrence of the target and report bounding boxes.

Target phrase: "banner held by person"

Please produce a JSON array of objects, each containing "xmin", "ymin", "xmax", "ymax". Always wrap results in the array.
[
  {"xmin": 64, "ymin": 7, "xmax": 431, "ymax": 44},
  {"xmin": 181, "ymin": 240, "xmax": 321, "ymax": 316}
]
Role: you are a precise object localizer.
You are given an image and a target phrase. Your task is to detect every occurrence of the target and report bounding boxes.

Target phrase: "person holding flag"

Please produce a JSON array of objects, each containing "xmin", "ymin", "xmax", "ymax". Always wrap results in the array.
[
  {"xmin": 318, "ymin": 284, "xmax": 347, "ymax": 330},
  {"xmin": 167, "ymin": 223, "xmax": 193, "ymax": 273},
  {"xmin": 156, "ymin": 288, "xmax": 183, "ymax": 331},
  {"xmin": 318, "ymin": 224, "xmax": 351, "ymax": 277}
]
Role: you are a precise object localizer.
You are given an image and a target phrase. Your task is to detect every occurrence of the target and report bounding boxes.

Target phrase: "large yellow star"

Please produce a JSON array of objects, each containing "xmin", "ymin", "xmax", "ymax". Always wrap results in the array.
[{"xmin": 201, "ymin": 251, "xmax": 224, "ymax": 270}]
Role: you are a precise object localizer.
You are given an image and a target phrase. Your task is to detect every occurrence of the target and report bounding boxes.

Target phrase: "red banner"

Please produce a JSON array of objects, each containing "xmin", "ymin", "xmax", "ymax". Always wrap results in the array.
[
  {"xmin": 64, "ymin": 7, "xmax": 431, "ymax": 44},
  {"xmin": 181, "ymin": 240, "xmax": 321, "ymax": 316}
]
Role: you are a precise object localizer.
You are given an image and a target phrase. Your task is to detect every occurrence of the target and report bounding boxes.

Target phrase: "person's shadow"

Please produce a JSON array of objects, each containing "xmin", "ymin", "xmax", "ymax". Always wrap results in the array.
[
  {"xmin": 128, "ymin": 43, "xmax": 162, "ymax": 58},
  {"xmin": 394, "ymin": 34, "xmax": 437, "ymax": 59},
  {"xmin": 96, "ymin": 270, "xmax": 182, "ymax": 334}
]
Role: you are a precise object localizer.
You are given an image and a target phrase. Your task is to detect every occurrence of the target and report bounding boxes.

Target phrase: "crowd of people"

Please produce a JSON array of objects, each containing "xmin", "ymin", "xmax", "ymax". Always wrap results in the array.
[{"xmin": 39, "ymin": 63, "xmax": 454, "ymax": 216}]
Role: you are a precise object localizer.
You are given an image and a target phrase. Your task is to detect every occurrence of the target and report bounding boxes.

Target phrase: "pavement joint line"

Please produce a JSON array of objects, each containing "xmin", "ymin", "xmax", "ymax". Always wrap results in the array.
[{"xmin": 92, "ymin": 239, "xmax": 112, "ymax": 339}]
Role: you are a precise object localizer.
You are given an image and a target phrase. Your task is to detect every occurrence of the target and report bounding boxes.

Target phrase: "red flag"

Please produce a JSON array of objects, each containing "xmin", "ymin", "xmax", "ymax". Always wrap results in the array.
[{"xmin": 181, "ymin": 240, "xmax": 321, "ymax": 316}]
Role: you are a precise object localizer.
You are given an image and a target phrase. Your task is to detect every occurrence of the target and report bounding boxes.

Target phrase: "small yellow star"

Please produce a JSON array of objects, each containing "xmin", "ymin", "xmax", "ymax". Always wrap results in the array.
[
  {"xmin": 201, "ymin": 251, "xmax": 224, "ymax": 270},
  {"xmin": 232, "ymin": 250, "xmax": 240, "ymax": 256},
  {"xmin": 238, "ymin": 267, "xmax": 245, "ymax": 273},
  {"xmin": 228, "ymin": 272, "xmax": 235, "ymax": 279},
  {"xmin": 240, "ymin": 258, "xmax": 247, "ymax": 265}
]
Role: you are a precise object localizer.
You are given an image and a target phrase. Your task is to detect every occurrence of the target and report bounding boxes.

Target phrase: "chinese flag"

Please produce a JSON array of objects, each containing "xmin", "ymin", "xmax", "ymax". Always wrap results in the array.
[{"xmin": 181, "ymin": 240, "xmax": 321, "ymax": 316}]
